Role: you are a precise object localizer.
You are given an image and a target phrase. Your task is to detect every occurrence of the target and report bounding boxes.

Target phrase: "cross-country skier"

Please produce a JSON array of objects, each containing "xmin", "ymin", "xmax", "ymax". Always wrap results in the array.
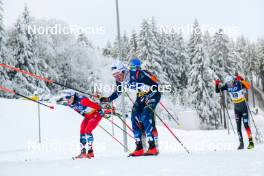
[
  {"xmin": 215, "ymin": 75, "xmax": 254, "ymax": 149},
  {"xmin": 62, "ymin": 90, "xmax": 104, "ymax": 159},
  {"xmin": 100, "ymin": 58, "xmax": 161, "ymax": 156}
]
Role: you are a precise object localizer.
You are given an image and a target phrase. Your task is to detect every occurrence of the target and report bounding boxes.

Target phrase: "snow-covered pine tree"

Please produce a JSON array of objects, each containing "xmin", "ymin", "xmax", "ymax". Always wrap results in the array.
[
  {"xmin": 0, "ymin": 0, "xmax": 4, "ymax": 53},
  {"xmin": 234, "ymin": 36, "xmax": 253, "ymax": 79},
  {"xmin": 7, "ymin": 5, "xmax": 41, "ymax": 95},
  {"xmin": 188, "ymin": 19, "xmax": 220, "ymax": 128},
  {"xmin": 138, "ymin": 18, "xmax": 165, "ymax": 84},
  {"xmin": 0, "ymin": 0, "xmax": 6, "ymax": 77},
  {"xmin": 173, "ymin": 32, "xmax": 189, "ymax": 105},
  {"xmin": 102, "ymin": 40, "xmax": 113, "ymax": 57},
  {"xmin": 109, "ymin": 36, "xmax": 119, "ymax": 59},
  {"xmin": 156, "ymin": 32, "xmax": 170, "ymax": 86},
  {"xmin": 203, "ymin": 31, "xmax": 212, "ymax": 55},
  {"xmin": 121, "ymin": 33, "xmax": 130, "ymax": 61},
  {"xmin": 0, "ymin": 0, "xmax": 14, "ymax": 97},
  {"xmin": 161, "ymin": 32, "xmax": 188, "ymax": 97},
  {"xmin": 174, "ymin": 32, "xmax": 189, "ymax": 91},
  {"xmin": 77, "ymin": 33, "xmax": 93, "ymax": 48},
  {"xmin": 127, "ymin": 30, "xmax": 139, "ymax": 60},
  {"xmin": 233, "ymin": 36, "xmax": 257, "ymax": 81},
  {"xmin": 256, "ymin": 39, "xmax": 264, "ymax": 90},
  {"xmin": 31, "ymin": 19, "xmax": 55, "ymax": 87},
  {"xmin": 210, "ymin": 29, "xmax": 231, "ymax": 80}
]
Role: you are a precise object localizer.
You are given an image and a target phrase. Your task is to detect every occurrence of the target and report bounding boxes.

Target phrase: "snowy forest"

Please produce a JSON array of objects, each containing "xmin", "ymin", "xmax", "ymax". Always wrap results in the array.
[{"xmin": 1, "ymin": 3, "xmax": 264, "ymax": 128}]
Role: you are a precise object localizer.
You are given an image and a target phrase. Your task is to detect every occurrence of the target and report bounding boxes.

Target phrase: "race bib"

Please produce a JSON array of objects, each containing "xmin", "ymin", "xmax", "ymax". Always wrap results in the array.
[{"xmin": 228, "ymin": 89, "xmax": 246, "ymax": 103}]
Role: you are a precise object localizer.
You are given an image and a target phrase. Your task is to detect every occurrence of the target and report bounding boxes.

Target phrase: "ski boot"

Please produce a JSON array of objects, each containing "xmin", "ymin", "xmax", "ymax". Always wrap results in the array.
[
  {"xmin": 128, "ymin": 141, "xmax": 144, "ymax": 157},
  {"xmin": 237, "ymin": 141, "xmax": 244, "ymax": 150},
  {"xmin": 144, "ymin": 141, "xmax": 159, "ymax": 156},
  {"xmin": 73, "ymin": 149, "xmax": 90, "ymax": 160},
  {"xmin": 87, "ymin": 149, "xmax": 94, "ymax": 158},
  {"xmin": 247, "ymin": 138, "xmax": 254, "ymax": 149}
]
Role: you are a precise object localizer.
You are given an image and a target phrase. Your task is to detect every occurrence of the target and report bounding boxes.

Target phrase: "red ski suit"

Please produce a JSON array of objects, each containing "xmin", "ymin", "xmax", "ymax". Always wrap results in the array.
[{"xmin": 69, "ymin": 97, "xmax": 102, "ymax": 135}]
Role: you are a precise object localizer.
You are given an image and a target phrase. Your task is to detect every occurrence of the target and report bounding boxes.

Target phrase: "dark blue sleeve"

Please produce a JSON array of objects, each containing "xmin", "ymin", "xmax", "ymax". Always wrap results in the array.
[
  {"xmin": 216, "ymin": 84, "xmax": 227, "ymax": 93},
  {"xmin": 108, "ymin": 81, "xmax": 122, "ymax": 102},
  {"xmin": 141, "ymin": 70, "xmax": 159, "ymax": 91}
]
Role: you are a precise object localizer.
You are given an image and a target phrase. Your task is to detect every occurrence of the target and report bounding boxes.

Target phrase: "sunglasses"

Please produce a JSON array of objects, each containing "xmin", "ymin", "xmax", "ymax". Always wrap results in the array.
[{"xmin": 130, "ymin": 65, "xmax": 140, "ymax": 71}]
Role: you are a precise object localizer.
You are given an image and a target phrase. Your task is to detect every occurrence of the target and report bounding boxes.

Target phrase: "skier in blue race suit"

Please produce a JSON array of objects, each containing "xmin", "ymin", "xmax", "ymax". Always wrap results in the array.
[{"xmin": 100, "ymin": 58, "xmax": 161, "ymax": 156}]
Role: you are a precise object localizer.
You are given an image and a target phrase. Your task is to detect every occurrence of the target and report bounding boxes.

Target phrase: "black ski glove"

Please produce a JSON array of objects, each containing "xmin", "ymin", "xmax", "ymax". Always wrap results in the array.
[{"xmin": 99, "ymin": 97, "xmax": 109, "ymax": 103}]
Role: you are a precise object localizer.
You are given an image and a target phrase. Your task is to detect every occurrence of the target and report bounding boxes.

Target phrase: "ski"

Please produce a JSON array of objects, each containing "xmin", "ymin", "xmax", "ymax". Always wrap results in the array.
[
  {"xmin": 127, "ymin": 153, "xmax": 159, "ymax": 157},
  {"xmin": 72, "ymin": 156, "xmax": 91, "ymax": 160},
  {"xmin": 127, "ymin": 154, "xmax": 144, "ymax": 157}
]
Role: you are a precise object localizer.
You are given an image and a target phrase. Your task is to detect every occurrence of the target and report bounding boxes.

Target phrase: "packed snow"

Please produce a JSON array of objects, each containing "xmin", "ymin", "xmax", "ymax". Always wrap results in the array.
[{"xmin": 0, "ymin": 98, "xmax": 263, "ymax": 176}]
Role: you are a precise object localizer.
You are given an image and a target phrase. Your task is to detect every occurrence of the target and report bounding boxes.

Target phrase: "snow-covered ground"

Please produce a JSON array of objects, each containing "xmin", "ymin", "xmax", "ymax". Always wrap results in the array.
[{"xmin": 0, "ymin": 98, "xmax": 264, "ymax": 176}]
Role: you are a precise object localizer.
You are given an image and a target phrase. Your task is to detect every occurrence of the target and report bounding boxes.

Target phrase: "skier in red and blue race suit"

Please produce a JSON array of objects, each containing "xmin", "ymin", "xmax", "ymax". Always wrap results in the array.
[
  {"xmin": 100, "ymin": 58, "xmax": 161, "ymax": 156},
  {"xmin": 215, "ymin": 74, "xmax": 254, "ymax": 150},
  {"xmin": 63, "ymin": 91, "xmax": 104, "ymax": 159}
]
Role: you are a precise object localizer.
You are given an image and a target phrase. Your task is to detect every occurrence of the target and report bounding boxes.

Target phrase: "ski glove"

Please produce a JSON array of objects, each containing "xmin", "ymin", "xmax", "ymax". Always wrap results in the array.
[
  {"xmin": 99, "ymin": 97, "xmax": 109, "ymax": 103},
  {"xmin": 235, "ymin": 75, "xmax": 243, "ymax": 81},
  {"xmin": 98, "ymin": 109, "xmax": 104, "ymax": 117},
  {"xmin": 215, "ymin": 79, "xmax": 221, "ymax": 86}
]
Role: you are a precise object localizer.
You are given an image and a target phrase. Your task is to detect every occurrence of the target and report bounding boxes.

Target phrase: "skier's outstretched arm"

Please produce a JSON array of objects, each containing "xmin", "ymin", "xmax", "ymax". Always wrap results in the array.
[
  {"xmin": 100, "ymin": 81, "xmax": 122, "ymax": 103},
  {"xmin": 215, "ymin": 80, "xmax": 227, "ymax": 93},
  {"xmin": 80, "ymin": 98, "xmax": 101, "ymax": 110},
  {"xmin": 235, "ymin": 74, "xmax": 251, "ymax": 89}
]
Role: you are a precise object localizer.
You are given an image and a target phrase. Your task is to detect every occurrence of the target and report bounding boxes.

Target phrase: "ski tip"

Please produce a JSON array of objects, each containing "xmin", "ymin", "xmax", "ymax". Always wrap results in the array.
[
  {"xmin": 50, "ymin": 106, "xmax": 55, "ymax": 110},
  {"xmin": 127, "ymin": 154, "xmax": 138, "ymax": 157},
  {"xmin": 72, "ymin": 156, "xmax": 92, "ymax": 160}
]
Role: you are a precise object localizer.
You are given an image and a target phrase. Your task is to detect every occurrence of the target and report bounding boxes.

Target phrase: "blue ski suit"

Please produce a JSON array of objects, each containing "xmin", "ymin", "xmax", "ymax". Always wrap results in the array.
[{"xmin": 108, "ymin": 69, "xmax": 161, "ymax": 142}]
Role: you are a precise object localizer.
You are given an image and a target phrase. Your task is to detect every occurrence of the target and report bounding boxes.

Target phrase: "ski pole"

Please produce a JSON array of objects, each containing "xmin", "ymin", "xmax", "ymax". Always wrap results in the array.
[
  {"xmin": 112, "ymin": 113, "xmax": 134, "ymax": 133},
  {"xmin": 246, "ymin": 103, "xmax": 259, "ymax": 132},
  {"xmin": 122, "ymin": 93, "xmax": 154, "ymax": 132},
  {"xmin": 104, "ymin": 117, "xmax": 135, "ymax": 140},
  {"xmin": 159, "ymin": 101, "xmax": 181, "ymax": 127},
  {"xmin": 155, "ymin": 111, "xmax": 190, "ymax": 154},
  {"xmin": 124, "ymin": 92, "xmax": 190, "ymax": 154},
  {"xmin": 224, "ymin": 106, "xmax": 236, "ymax": 134},
  {"xmin": 0, "ymin": 85, "xmax": 54, "ymax": 109},
  {"xmin": 98, "ymin": 124, "xmax": 131, "ymax": 152},
  {"xmin": 0, "ymin": 63, "xmax": 96, "ymax": 98},
  {"xmin": 101, "ymin": 102, "xmax": 134, "ymax": 134}
]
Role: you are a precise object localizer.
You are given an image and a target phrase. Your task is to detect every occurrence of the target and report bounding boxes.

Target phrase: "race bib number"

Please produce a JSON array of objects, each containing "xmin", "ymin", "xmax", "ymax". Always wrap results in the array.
[{"xmin": 229, "ymin": 90, "xmax": 245, "ymax": 101}]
